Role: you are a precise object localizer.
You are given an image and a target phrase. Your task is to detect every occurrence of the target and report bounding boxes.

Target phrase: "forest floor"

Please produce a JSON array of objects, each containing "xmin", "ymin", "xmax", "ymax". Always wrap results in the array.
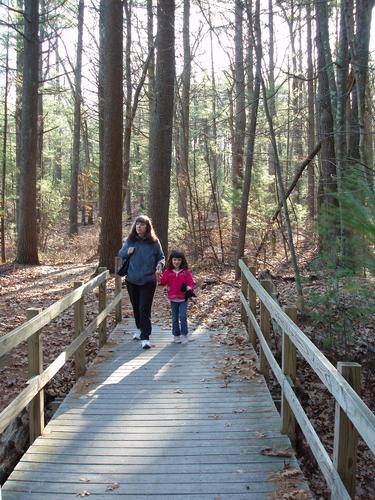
[{"xmin": 0, "ymin": 225, "xmax": 374, "ymax": 498}]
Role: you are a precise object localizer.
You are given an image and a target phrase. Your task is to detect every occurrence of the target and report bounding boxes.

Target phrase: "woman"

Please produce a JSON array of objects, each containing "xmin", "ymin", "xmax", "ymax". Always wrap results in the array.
[{"xmin": 118, "ymin": 215, "xmax": 165, "ymax": 349}]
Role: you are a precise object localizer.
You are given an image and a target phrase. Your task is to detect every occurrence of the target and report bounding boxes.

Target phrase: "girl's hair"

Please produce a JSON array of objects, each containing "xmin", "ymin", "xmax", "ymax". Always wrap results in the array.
[
  {"xmin": 166, "ymin": 250, "xmax": 188, "ymax": 270},
  {"xmin": 127, "ymin": 215, "xmax": 158, "ymax": 242}
]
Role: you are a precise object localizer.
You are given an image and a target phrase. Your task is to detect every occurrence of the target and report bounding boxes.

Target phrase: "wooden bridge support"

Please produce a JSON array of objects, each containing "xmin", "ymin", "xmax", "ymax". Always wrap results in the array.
[
  {"xmin": 98, "ymin": 267, "xmax": 107, "ymax": 347},
  {"xmin": 247, "ymin": 267, "xmax": 256, "ymax": 345},
  {"xmin": 333, "ymin": 362, "xmax": 361, "ymax": 499},
  {"xmin": 74, "ymin": 281, "xmax": 86, "ymax": 378},
  {"xmin": 27, "ymin": 308, "xmax": 44, "ymax": 444},
  {"xmin": 115, "ymin": 256, "xmax": 123, "ymax": 323},
  {"xmin": 281, "ymin": 305, "xmax": 297, "ymax": 445},
  {"xmin": 240, "ymin": 258, "xmax": 248, "ymax": 323},
  {"xmin": 259, "ymin": 280, "xmax": 272, "ymax": 382}
]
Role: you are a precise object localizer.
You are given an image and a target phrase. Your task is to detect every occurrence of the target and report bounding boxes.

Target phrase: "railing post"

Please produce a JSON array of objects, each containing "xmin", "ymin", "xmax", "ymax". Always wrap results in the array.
[
  {"xmin": 74, "ymin": 281, "xmax": 86, "ymax": 378},
  {"xmin": 27, "ymin": 308, "xmax": 44, "ymax": 444},
  {"xmin": 333, "ymin": 362, "xmax": 361, "ymax": 498},
  {"xmin": 115, "ymin": 256, "xmax": 123, "ymax": 323},
  {"xmin": 247, "ymin": 267, "xmax": 256, "ymax": 345},
  {"xmin": 281, "ymin": 305, "xmax": 297, "ymax": 445},
  {"xmin": 240, "ymin": 257, "xmax": 248, "ymax": 324},
  {"xmin": 259, "ymin": 280, "xmax": 272, "ymax": 382},
  {"xmin": 98, "ymin": 266, "xmax": 107, "ymax": 347}
]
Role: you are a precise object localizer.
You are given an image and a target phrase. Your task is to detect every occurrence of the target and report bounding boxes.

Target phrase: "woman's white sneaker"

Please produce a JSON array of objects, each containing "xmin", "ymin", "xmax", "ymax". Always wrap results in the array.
[
  {"xmin": 142, "ymin": 339, "xmax": 151, "ymax": 349},
  {"xmin": 181, "ymin": 335, "xmax": 188, "ymax": 344},
  {"xmin": 173, "ymin": 336, "xmax": 181, "ymax": 343},
  {"xmin": 133, "ymin": 331, "xmax": 141, "ymax": 340}
]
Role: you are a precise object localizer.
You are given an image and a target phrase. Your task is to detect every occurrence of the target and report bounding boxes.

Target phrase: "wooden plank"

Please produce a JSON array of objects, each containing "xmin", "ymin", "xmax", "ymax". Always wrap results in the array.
[
  {"xmin": 2, "ymin": 479, "xmax": 277, "ymax": 494},
  {"xmin": 73, "ymin": 281, "xmax": 86, "ymax": 378},
  {"xmin": 98, "ymin": 267, "xmax": 107, "ymax": 346},
  {"xmin": 259, "ymin": 280, "xmax": 273, "ymax": 381},
  {"xmin": 26, "ymin": 308, "xmax": 44, "ymax": 444},
  {"xmin": 239, "ymin": 259, "xmax": 375, "ymax": 457},
  {"xmin": 333, "ymin": 362, "xmax": 361, "ymax": 498},
  {"xmin": 8, "ymin": 467, "xmax": 287, "ymax": 483},
  {"xmin": 14, "ymin": 461, "xmax": 288, "ymax": 474},
  {"xmin": 114, "ymin": 256, "xmax": 123, "ymax": 322},
  {"xmin": 247, "ymin": 269, "xmax": 257, "ymax": 345},
  {"xmin": 1, "ymin": 492, "xmax": 273, "ymax": 500},
  {"xmin": 281, "ymin": 305, "xmax": 297, "ymax": 445}
]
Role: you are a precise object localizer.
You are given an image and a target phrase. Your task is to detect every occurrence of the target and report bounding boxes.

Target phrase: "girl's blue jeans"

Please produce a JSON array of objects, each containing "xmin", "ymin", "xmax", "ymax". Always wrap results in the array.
[{"xmin": 170, "ymin": 301, "xmax": 188, "ymax": 336}]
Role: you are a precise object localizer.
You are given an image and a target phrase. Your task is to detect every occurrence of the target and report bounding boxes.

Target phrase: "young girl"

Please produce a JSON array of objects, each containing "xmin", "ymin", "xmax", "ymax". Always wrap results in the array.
[{"xmin": 159, "ymin": 250, "xmax": 195, "ymax": 344}]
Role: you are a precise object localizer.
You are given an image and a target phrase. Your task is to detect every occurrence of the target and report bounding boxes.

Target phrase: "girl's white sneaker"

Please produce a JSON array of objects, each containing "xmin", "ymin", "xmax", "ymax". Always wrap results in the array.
[
  {"xmin": 181, "ymin": 335, "xmax": 188, "ymax": 344},
  {"xmin": 173, "ymin": 336, "xmax": 181, "ymax": 343},
  {"xmin": 142, "ymin": 340, "xmax": 151, "ymax": 349},
  {"xmin": 133, "ymin": 331, "xmax": 141, "ymax": 340}
]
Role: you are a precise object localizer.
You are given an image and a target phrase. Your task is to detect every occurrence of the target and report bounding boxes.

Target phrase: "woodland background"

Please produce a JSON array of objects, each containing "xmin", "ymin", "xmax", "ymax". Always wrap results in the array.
[{"xmin": 0, "ymin": 0, "xmax": 374, "ymax": 498}]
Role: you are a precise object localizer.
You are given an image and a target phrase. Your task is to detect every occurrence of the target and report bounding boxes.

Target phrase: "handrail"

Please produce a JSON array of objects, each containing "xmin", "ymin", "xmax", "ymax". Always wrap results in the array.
[
  {"xmin": 0, "ymin": 270, "xmax": 109, "ymax": 357},
  {"xmin": 239, "ymin": 259, "xmax": 375, "ymax": 499},
  {"xmin": 0, "ymin": 259, "xmax": 124, "ymax": 440}
]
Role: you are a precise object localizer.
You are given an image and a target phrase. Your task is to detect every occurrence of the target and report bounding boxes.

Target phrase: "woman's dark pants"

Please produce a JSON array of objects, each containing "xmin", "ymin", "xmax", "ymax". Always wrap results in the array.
[{"xmin": 126, "ymin": 281, "xmax": 156, "ymax": 340}]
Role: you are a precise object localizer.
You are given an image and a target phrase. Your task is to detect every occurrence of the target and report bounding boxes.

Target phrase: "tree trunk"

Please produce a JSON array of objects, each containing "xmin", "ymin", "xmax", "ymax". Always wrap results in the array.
[
  {"xmin": 123, "ymin": 0, "xmax": 132, "ymax": 208},
  {"xmin": 315, "ymin": 0, "xmax": 338, "ymax": 265},
  {"xmin": 54, "ymin": 35, "xmax": 62, "ymax": 183},
  {"xmin": 177, "ymin": 0, "xmax": 190, "ymax": 219},
  {"xmin": 15, "ymin": 0, "xmax": 24, "ymax": 235},
  {"xmin": 16, "ymin": 0, "xmax": 40, "ymax": 265},
  {"xmin": 235, "ymin": 0, "xmax": 261, "ymax": 279},
  {"xmin": 147, "ymin": 0, "xmax": 155, "ymax": 201},
  {"xmin": 69, "ymin": 0, "xmax": 84, "ymax": 235},
  {"xmin": 306, "ymin": 1, "xmax": 315, "ymax": 219},
  {"xmin": 346, "ymin": 0, "xmax": 374, "ymax": 187},
  {"xmin": 254, "ymin": 0, "xmax": 304, "ymax": 307},
  {"xmin": 231, "ymin": 0, "xmax": 245, "ymax": 253},
  {"xmin": 1, "ymin": 23, "xmax": 10, "ymax": 263},
  {"xmin": 208, "ymin": 7, "xmax": 218, "ymax": 192},
  {"xmin": 148, "ymin": 0, "xmax": 175, "ymax": 254},
  {"xmin": 98, "ymin": 0, "xmax": 123, "ymax": 272},
  {"xmin": 98, "ymin": 0, "xmax": 105, "ymax": 217},
  {"xmin": 267, "ymin": 0, "xmax": 276, "ymax": 194}
]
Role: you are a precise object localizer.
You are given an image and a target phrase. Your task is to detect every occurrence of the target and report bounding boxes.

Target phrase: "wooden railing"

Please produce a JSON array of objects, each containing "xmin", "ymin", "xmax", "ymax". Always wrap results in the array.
[
  {"xmin": 0, "ymin": 257, "xmax": 124, "ymax": 445},
  {"xmin": 239, "ymin": 259, "xmax": 375, "ymax": 500}
]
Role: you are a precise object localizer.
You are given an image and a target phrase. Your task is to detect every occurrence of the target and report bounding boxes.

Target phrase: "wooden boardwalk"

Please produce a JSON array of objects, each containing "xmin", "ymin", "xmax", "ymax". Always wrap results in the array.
[{"xmin": 2, "ymin": 320, "xmax": 310, "ymax": 499}]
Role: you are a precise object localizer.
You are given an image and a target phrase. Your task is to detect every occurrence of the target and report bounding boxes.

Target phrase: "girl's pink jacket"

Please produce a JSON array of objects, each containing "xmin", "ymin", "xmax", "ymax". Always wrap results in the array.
[{"xmin": 159, "ymin": 268, "xmax": 195, "ymax": 301}]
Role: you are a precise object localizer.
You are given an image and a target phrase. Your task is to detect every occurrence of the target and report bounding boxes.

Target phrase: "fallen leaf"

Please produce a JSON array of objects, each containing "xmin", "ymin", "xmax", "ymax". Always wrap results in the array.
[
  {"xmin": 76, "ymin": 491, "xmax": 90, "ymax": 497},
  {"xmin": 106, "ymin": 482, "xmax": 120, "ymax": 491},
  {"xmin": 79, "ymin": 477, "xmax": 91, "ymax": 483},
  {"xmin": 174, "ymin": 389, "xmax": 184, "ymax": 394},
  {"xmin": 261, "ymin": 447, "xmax": 295, "ymax": 457},
  {"xmin": 256, "ymin": 432, "xmax": 266, "ymax": 438}
]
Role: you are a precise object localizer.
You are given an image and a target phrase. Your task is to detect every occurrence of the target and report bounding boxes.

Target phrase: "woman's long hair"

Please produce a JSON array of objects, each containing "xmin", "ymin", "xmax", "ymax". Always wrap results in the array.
[
  {"xmin": 127, "ymin": 215, "xmax": 158, "ymax": 242},
  {"xmin": 166, "ymin": 250, "xmax": 188, "ymax": 270}
]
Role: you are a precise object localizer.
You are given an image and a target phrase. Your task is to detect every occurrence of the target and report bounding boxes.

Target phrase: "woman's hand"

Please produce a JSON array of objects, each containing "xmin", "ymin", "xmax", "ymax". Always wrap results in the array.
[
  {"xmin": 155, "ymin": 263, "xmax": 163, "ymax": 280},
  {"xmin": 127, "ymin": 247, "xmax": 135, "ymax": 256}
]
